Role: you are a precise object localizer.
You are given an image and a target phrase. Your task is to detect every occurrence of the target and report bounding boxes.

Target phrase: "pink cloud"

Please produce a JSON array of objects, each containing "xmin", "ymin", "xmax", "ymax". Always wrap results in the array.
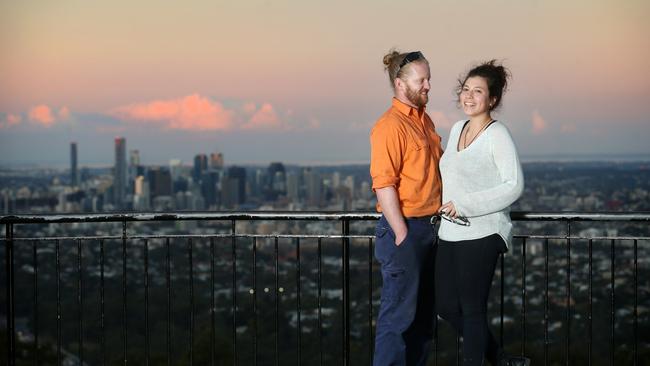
[
  {"xmin": 241, "ymin": 103, "xmax": 287, "ymax": 130},
  {"xmin": 349, "ymin": 120, "xmax": 373, "ymax": 131},
  {"xmin": 561, "ymin": 123, "xmax": 576, "ymax": 133},
  {"xmin": 0, "ymin": 114, "xmax": 22, "ymax": 128},
  {"xmin": 110, "ymin": 94, "xmax": 234, "ymax": 131},
  {"xmin": 7, "ymin": 114, "xmax": 22, "ymax": 125},
  {"xmin": 58, "ymin": 106, "xmax": 71, "ymax": 120},
  {"xmin": 532, "ymin": 110, "xmax": 547, "ymax": 135},
  {"xmin": 308, "ymin": 118, "xmax": 321, "ymax": 129},
  {"xmin": 29, "ymin": 105, "xmax": 55, "ymax": 127},
  {"xmin": 242, "ymin": 102, "xmax": 257, "ymax": 115}
]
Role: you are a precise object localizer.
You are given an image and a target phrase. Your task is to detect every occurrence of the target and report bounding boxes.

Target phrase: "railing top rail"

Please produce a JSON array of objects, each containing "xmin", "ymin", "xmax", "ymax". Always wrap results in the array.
[{"xmin": 1, "ymin": 211, "xmax": 649, "ymax": 224}]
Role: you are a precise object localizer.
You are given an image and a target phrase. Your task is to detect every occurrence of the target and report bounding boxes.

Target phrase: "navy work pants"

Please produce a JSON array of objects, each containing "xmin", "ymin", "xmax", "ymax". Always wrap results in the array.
[{"xmin": 373, "ymin": 215, "xmax": 437, "ymax": 366}]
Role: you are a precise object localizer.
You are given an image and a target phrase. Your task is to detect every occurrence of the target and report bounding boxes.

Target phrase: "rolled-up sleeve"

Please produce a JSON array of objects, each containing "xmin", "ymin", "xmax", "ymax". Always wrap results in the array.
[{"xmin": 370, "ymin": 120, "xmax": 404, "ymax": 191}]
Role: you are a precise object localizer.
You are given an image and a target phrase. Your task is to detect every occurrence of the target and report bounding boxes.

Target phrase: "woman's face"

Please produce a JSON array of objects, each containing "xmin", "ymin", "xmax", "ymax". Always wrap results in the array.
[{"xmin": 460, "ymin": 76, "xmax": 496, "ymax": 117}]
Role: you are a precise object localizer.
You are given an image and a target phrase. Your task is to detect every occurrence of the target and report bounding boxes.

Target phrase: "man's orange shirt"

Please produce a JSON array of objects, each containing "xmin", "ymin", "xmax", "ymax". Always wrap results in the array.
[{"xmin": 370, "ymin": 98, "xmax": 443, "ymax": 217}]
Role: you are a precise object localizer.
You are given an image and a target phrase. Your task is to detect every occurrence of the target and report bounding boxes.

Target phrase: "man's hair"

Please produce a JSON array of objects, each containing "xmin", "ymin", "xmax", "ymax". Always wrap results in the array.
[{"xmin": 383, "ymin": 49, "xmax": 429, "ymax": 91}]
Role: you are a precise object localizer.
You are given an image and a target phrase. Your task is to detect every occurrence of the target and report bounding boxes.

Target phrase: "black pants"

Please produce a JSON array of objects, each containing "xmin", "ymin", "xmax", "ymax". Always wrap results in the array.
[{"xmin": 435, "ymin": 234, "xmax": 505, "ymax": 366}]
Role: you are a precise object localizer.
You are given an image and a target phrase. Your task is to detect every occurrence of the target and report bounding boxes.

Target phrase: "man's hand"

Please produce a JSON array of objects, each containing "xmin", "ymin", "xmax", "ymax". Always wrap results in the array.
[
  {"xmin": 394, "ymin": 230, "xmax": 407, "ymax": 246},
  {"xmin": 375, "ymin": 186, "xmax": 408, "ymax": 246}
]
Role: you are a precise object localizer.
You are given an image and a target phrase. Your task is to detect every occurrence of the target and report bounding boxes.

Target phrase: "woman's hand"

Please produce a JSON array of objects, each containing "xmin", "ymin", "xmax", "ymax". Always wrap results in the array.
[{"xmin": 439, "ymin": 201, "xmax": 457, "ymax": 218}]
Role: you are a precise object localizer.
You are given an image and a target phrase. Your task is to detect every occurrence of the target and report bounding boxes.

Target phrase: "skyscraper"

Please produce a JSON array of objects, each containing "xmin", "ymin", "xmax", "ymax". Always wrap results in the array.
[
  {"xmin": 210, "ymin": 152, "xmax": 224, "ymax": 169},
  {"xmin": 147, "ymin": 167, "xmax": 173, "ymax": 198},
  {"xmin": 114, "ymin": 137, "xmax": 127, "ymax": 209},
  {"xmin": 304, "ymin": 168, "xmax": 322, "ymax": 207},
  {"xmin": 265, "ymin": 162, "xmax": 286, "ymax": 201},
  {"xmin": 226, "ymin": 166, "xmax": 247, "ymax": 205},
  {"xmin": 70, "ymin": 142, "xmax": 78, "ymax": 187},
  {"xmin": 193, "ymin": 154, "xmax": 208, "ymax": 182}
]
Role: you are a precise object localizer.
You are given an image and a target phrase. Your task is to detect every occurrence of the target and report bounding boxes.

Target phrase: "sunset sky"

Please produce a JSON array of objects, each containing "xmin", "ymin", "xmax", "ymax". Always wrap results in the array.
[{"xmin": 1, "ymin": 0, "xmax": 649, "ymax": 166}]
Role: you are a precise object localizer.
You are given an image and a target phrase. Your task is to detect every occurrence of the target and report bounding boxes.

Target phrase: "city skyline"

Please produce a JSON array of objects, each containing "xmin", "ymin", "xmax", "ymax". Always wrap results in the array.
[{"xmin": 1, "ymin": 0, "xmax": 649, "ymax": 166}]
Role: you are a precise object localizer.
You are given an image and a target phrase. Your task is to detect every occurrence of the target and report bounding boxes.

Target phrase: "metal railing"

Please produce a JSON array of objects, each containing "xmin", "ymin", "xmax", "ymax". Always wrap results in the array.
[{"xmin": 1, "ymin": 211, "xmax": 649, "ymax": 365}]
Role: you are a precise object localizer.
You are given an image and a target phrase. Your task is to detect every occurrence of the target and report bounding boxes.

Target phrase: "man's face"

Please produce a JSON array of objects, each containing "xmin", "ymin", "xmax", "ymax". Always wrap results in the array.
[{"xmin": 400, "ymin": 61, "xmax": 431, "ymax": 108}]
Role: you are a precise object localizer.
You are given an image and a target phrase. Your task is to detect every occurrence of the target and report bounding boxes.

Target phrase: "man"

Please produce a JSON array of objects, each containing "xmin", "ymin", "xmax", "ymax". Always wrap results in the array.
[{"xmin": 370, "ymin": 50, "xmax": 443, "ymax": 365}]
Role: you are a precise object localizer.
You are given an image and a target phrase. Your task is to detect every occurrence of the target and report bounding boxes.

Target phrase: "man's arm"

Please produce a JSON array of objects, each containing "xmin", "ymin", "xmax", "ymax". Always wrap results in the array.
[{"xmin": 375, "ymin": 186, "xmax": 408, "ymax": 245}]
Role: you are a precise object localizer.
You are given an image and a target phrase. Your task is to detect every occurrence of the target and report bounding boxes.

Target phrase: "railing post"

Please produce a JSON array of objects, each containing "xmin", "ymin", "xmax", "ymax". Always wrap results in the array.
[
  {"xmin": 633, "ymin": 239, "xmax": 638, "ymax": 366},
  {"xmin": 565, "ymin": 220, "xmax": 571, "ymax": 366},
  {"xmin": 521, "ymin": 237, "xmax": 527, "ymax": 357},
  {"xmin": 5, "ymin": 223, "xmax": 15, "ymax": 366},
  {"xmin": 231, "ymin": 219, "xmax": 237, "ymax": 366},
  {"xmin": 611, "ymin": 239, "xmax": 615, "ymax": 366},
  {"xmin": 342, "ymin": 218, "xmax": 350, "ymax": 366},
  {"xmin": 122, "ymin": 220, "xmax": 128, "ymax": 365}
]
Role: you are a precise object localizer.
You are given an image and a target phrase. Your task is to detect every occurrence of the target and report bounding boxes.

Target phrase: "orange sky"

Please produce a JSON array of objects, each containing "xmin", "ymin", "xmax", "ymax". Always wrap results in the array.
[{"xmin": 1, "ymin": 0, "xmax": 649, "ymax": 165}]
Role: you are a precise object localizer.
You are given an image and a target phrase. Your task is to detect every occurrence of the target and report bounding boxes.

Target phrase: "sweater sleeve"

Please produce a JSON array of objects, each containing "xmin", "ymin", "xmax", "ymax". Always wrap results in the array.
[{"xmin": 454, "ymin": 124, "xmax": 524, "ymax": 217}]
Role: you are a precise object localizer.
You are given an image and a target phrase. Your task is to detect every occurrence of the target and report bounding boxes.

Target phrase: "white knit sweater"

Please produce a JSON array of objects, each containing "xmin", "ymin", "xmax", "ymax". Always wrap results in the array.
[{"xmin": 438, "ymin": 120, "xmax": 524, "ymax": 247}]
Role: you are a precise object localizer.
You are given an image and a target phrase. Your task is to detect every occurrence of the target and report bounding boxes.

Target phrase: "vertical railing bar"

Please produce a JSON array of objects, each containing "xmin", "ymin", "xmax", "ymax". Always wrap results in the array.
[
  {"xmin": 318, "ymin": 237, "xmax": 323, "ymax": 366},
  {"xmin": 210, "ymin": 237, "xmax": 216, "ymax": 366},
  {"xmin": 166, "ymin": 237, "xmax": 171, "ymax": 366},
  {"xmin": 565, "ymin": 221, "xmax": 571, "ymax": 366},
  {"xmin": 296, "ymin": 237, "xmax": 302, "ymax": 366},
  {"xmin": 188, "ymin": 238, "xmax": 194, "ymax": 366},
  {"xmin": 231, "ymin": 219, "xmax": 237, "ymax": 366},
  {"xmin": 521, "ymin": 237, "xmax": 527, "ymax": 356},
  {"xmin": 368, "ymin": 237, "xmax": 373, "ymax": 366},
  {"xmin": 144, "ymin": 239, "xmax": 150, "ymax": 366},
  {"xmin": 100, "ymin": 239, "xmax": 106, "ymax": 366},
  {"xmin": 610, "ymin": 239, "xmax": 615, "ymax": 366},
  {"xmin": 587, "ymin": 239, "xmax": 594, "ymax": 366},
  {"xmin": 456, "ymin": 334, "xmax": 461, "ymax": 366},
  {"xmin": 500, "ymin": 253, "xmax": 504, "ymax": 345},
  {"xmin": 434, "ymin": 315, "xmax": 438, "ymax": 366},
  {"xmin": 274, "ymin": 236, "xmax": 279, "ymax": 366},
  {"xmin": 341, "ymin": 219, "xmax": 350, "ymax": 366},
  {"xmin": 544, "ymin": 238, "xmax": 549, "ymax": 366},
  {"xmin": 33, "ymin": 239, "xmax": 39, "ymax": 366},
  {"xmin": 434, "ymin": 233, "xmax": 439, "ymax": 366},
  {"xmin": 253, "ymin": 237, "xmax": 258, "ymax": 366},
  {"xmin": 56, "ymin": 239, "xmax": 61, "ymax": 366},
  {"xmin": 122, "ymin": 221, "xmax": 128, "ymax": 365},
  {"xmin": 633, "ymin": 239, "xmax": 638, "ymax": 366},
  {"xmin": 5, "ymin": 223, "xmax": 16, "ymax": 366},
  {"xmin": 77, "ymin": 238, "xmax": 84, "ymax": 365}
]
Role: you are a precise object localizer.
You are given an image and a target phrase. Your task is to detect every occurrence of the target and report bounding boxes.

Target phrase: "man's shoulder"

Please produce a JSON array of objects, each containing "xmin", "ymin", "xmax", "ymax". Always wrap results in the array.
[{"xmin": 372, "ymin": 107, "xmax": 406, "ymax": 133}]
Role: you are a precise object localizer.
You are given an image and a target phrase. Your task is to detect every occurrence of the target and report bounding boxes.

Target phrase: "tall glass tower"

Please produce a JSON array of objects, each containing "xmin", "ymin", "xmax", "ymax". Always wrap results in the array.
[
  {"xmin": 70, "ymin": 142, "xmax": 78, "ymax": 186},
  {"xmin": 114, "ymin": 137, "xmax": 127, "ymax": 209}
]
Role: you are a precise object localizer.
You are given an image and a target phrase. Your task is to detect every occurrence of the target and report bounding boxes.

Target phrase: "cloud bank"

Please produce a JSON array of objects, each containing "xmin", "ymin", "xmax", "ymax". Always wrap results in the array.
[
  {"xmin": 532, "ymin": 110, "xmax": 547, "ymax": 135},
  {"xmin": 110, "ymin": 94, "xmax": 300, "ymax": 132}
]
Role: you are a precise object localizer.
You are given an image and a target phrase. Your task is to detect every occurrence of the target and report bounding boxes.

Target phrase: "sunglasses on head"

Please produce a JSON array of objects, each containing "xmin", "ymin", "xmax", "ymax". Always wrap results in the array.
[{"xmin": 398, "ymin": 51, "xmax": 424, "ymax": 71}]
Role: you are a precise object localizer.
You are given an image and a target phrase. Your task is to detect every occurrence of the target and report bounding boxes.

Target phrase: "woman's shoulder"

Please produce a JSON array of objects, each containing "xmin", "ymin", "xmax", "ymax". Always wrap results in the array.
[
  {"xmin": 486, "ymin": 120, "xmax": 514, "ymax": 139},
  {"xmin": 450, "ymin": 120, "xmax": 467, "ymax": 133}
]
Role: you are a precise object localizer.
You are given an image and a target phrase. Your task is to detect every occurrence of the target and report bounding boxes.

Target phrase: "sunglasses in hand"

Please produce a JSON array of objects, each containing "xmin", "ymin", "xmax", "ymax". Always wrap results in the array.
[{"xmin": 440, "ymin": 212, "xmax": 470, "ymax": 226}]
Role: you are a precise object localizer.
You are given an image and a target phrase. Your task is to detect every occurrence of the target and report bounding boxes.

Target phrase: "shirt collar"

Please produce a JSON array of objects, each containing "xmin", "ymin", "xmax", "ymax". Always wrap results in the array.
[{"xmin": 392, "ymin": 97, "xmax": 425, "ymax": 119}]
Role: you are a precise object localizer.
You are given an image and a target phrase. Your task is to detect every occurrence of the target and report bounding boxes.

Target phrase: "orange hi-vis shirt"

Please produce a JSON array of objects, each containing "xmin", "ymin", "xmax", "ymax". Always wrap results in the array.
[{"xmin": 370, "ymin": 98, "xmax": 443, "ymax": 217}]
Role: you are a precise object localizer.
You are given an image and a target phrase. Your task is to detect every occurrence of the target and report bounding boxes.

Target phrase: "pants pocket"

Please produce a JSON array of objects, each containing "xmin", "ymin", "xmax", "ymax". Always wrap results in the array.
[
  {"xmin": 381, "ymin": 267, "xmax": 405, "ymax": 302},
  {"xmin": 375, "ymin": 224, "xmax": 397, "ymax": 263}
]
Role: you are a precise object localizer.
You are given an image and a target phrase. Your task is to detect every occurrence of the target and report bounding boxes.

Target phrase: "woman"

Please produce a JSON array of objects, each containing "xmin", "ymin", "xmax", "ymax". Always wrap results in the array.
[{"xmin": 435, "ymin": 60, "xmax": 526, "ymax": 366}]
